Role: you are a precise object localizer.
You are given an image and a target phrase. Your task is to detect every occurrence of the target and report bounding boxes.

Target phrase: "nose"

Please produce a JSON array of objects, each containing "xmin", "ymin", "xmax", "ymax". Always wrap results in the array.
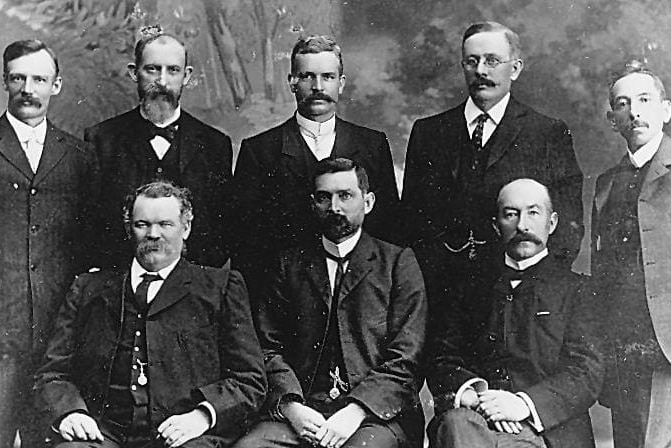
[
  {"xmin": 146, "ymin": 224, "xmax": 161, "ymax": 239},
  {"xmin": 329, "ymin": 195, "xmax": 342, "ymax": 213},
  {"xmin": 629, "ymin": 101, "xmax": 641, "ymax": 119},
  {"xmin": 474, "ymin": 59, "xmax": 489, "ymax": 75},
  {"xmin": 516, "ymin": 214, "xmax": 529, "ymax": 233},
  {"xmin": 21, "ymin": 77, "xmax": 34, "ymax": 94},
  {"xmin": 312, "ymin": 75, "xmax": 324, "ymax": 91},
  {"xmin": 156, "ymin": 68, "xmax": 168, "ymax": 86}
]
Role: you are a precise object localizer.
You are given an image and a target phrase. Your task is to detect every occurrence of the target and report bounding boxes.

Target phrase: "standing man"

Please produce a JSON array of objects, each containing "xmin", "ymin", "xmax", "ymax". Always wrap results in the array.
[
  {"xmin": 0, "ymin": 39, "xmax": 99, "ymax": 448},
  {"xmin": 402, "ymin": 22, "xmax": 583, "ymax": 320},
  {"xmin": 35, "ymin": 181, "xmax": 266, "ymax": 448},
  {"xmin": 428, "ymin": 179, "xmax": 602, "ymax": 448},
  {"xmin": 85, "ymin": 29, "xmax": 233, "ymax": 269},
  {"xmin": 234, "ymin": 158, "xmax": 426, "ymax": 448},
  {"xmin": 233, "ymin": 35, "xmax": 400, "ymax": 300},
  {"xmin": 592, "ymin": 63, "xmax": 671, "ymax": 448}
]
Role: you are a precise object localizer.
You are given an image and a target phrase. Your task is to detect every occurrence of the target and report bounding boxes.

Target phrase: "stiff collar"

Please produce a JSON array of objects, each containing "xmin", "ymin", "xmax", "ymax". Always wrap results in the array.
[
  {"xmin": 628, "ymin": 131, "xmax": 664, "ymax": 168},
  {"xmin": 139, "ymin": 105, "xmax": 181, "ymax": 128},
  {"xmin": 505, "ymin": 248, "xmax": 548, "ymax": 272},
  {"xmin": 130, "ymin": 256, "xmax": 180, "ymax": 291},
  {"xmin": 322, "ymin": 228, "xmax": 362, "ymax": 259},
  {"xmin": 6, "ymin": 110, "xmax": 46, "ymax": 144},
  {"xmin": 464, "ymin": 93, "xmax": 510, "ymax": 126},
  {"xmin": 296, "ymin": 111, "xmax": 336, "ymax": 139}
]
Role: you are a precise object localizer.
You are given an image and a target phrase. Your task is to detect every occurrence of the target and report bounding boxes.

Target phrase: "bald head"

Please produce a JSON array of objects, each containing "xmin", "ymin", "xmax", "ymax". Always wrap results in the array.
[{"xmin": 495, "ymin": 178, "xmax": 558, "ymax": 260}]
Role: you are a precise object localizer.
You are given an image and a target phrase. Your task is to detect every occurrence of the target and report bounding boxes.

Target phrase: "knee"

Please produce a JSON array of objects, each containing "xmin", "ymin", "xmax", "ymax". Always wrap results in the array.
[
  {"xmin": 428, "ymin": 407, "xmax": 487, "ymax": 446},
  {"xmin": 432, "ymin": 408, "xmax": 483, "ymax": 432}
]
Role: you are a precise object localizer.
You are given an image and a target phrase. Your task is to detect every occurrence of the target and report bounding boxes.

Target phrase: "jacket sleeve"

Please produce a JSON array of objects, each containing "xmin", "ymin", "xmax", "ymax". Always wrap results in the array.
[
  {"xmin": 363, "ymin": 132, "xmax": 401, "ymax": 245},
  {"xmin": 521, "ymin": 277, "xmax": 604, "ymax": 431},
  {"xmin": 254, "ymin": 254, "xmax": 306, "ymax": 409},
  {"xmin": 346, "ymin": 248, "xmax": 428, "ymax": 420},
  {"xmin": 34, "ymin": 275, "xmax": 91, "ymax": 424},
  {"xmin": 197, "ymin": 268, "xmax": 267, "ymax": 434}
]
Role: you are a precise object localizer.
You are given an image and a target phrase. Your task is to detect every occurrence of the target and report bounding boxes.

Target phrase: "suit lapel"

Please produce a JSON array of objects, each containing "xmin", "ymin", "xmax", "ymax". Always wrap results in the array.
[
  {"xmin": 123, "ymin": 108, "xmax": 151, "ymax": 174},
  {"xmin": 486, "ymin": 98, "xmax": 524, "ymax": 168},
  {"xmin": 33, "ymin": 121, "xmax": 67, "ymax": 185},
  {"xmin": 178, "ymin": 112, "xmax": 203, "ymax": 173},
  {"xmin": 332, "ymin": 118, "xmax": 361, "ymax": 160},
  {"xmin": 337, "ymin": 233, "xmax": 374, "ymax": 304},
  {"xmin": 640, "ymin": 135, "xmax": 671, "ymax": 201},
  {"xmin": 147, "ymin": 259, "xmax": 192, "ymax": 317},
  {"xmin": 281, "ymin": 117, "xmax": 311, "ymax": 180},
  {"xmin": 304, "ymin": 249, "xmax": 331, "ymax": 307},
  {"xmin": 0, "ymin": 114, "xmax": 35, "ymax": 179}
]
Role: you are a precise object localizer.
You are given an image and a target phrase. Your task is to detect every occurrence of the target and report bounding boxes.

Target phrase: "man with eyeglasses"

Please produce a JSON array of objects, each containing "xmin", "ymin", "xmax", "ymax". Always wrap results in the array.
[
  {"xmin": 401, "ymin": 21, "xmax": 583, "ymax": 339},
  {"xmin": 233, "ymin": 35, "xmax": 400, "ymax": 305}
]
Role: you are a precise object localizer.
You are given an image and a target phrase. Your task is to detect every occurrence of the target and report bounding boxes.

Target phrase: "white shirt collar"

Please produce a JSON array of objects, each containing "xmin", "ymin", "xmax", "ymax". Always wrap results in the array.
[
  {"xmin": 464, "ymin": 93, "xmax": 510, "ymax": 126},
  {"xmin": 322, "ymin": 228, "xmax": 362, "ymax": 259},
  {"xmin": 505, "ymin": 248, "xmax": 548, "ymax": 271},
  {"xmin": 628, "ymin": 131, "xmax": 664, "ymax": 168},
  {"xmin": 139, "ymin": 105, "xmax": 181, "ymax": 128},
  {"xmin": 296, "ymin": 111, "xmax": 336, "ymax": 139},
  {"xmin": 130, "ymin": 256, "xmax": 181, "ymax": 291},
  {"xmin": 6, "ymin": 110, "xmax": 47, "ymax": 144}
]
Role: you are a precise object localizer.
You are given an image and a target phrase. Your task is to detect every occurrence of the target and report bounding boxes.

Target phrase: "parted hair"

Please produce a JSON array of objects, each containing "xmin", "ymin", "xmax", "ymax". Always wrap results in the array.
[
  {"xmin": 313, "ymin": 157, "xmax": 370, "ymax": 193},
  {"xmin": 3, "ymin": 39, "xmax": 59, "ymax": 76},
  {"xmin": 608, "ymin": 60, "xmax": 667, "ymax": 107},
  {"xmin": 291, "ymin": 35, "xmax": 344, "ymax": 75},
  {"xmin": 123, "ymin": 181, "xmax": 194, "ymax": 226},
  {"xmin": 462, "ymin": 21, "xmax": 522, "ymax": 59}
]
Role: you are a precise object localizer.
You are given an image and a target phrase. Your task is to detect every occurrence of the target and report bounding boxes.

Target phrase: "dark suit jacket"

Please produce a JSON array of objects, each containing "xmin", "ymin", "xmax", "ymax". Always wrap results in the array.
[
  {"xmin": 0, "ymin": 114, "xmax": 99, "ymax": 358},
  {"xmin": 34, "ymin": 259, "xmax": 266, "ymax": 444},
  {"xmin": 427, "ymin": 255, "xmax": 603, "ymax": 448},
  {"xmin": 84, "ymin": 107, "xmax": 233, "ymax": 268},
  {"xmin": 257, "ymin": 232, "xmax": 427, "ymax": 443},
  {"xmin": 233, "ymin": 116, "xmax": 400, "ymax": 298},
  {"xmin": 402, "ymin": 97, "xmax": 583, "ymax": 258},
  {"xmin": 592, "ymin": 134, "xmax": 671, "ymax": 399}
]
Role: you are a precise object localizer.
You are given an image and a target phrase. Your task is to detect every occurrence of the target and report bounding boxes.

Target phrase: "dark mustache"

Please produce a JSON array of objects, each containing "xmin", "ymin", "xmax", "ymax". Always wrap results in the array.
[
  {"xmin": 470, "ymin": 78, "xmax": 496, "ymax": 88},
  {"xmin": 303, "ymin": 92, "xmax": 336, "ymax": 103},
  {"xmin": 631, "ymin": 120, "xmax": 649, "ymax": 129},
  {"xmin": 19, "ymin": 94, "xmax": 41, "ymax": 107},
  {"xmin": 509, "ymin": 232, "xmax": 543, "ymax": 245},
  {"xmin": 137, "ymin": 239, "xmax": 165, "ymax": 254},
  {"xmin": 143, "ymin": 84, "xmax": 178, "ymax": 102}
]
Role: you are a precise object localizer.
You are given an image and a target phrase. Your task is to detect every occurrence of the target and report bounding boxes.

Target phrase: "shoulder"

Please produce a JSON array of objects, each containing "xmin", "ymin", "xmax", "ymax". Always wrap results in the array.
[
  {"xmin": 411, "ymin": 106, "xmax": 462, "ymax": 129},
  {"xmin": 181, "ymin": 260, "xmax": 236, "ymax": 288},
  {"xmin": 47, "ymin": 122, "xmax": 95, "ymax": 156},
  {"xmin": 241, "ymin": 119, "xmax": 290, "ymax": 148},
  {"xmin": 181, "ymin": 110, "xmax": 230, "ymax": 142},
  {"xmin": 336, "ymin": 117, "xmax": 386, "ymax": 140},
  {"xmin": 85, "ymin": 108, "xmax": 139, "ymax": 134},
  {"xmin": 510, "ymin": 98, "xmax": 568, "ymax": 131}
]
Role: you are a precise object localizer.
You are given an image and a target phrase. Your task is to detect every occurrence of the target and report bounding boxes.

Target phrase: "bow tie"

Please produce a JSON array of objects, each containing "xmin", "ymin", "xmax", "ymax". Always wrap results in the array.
[
  {"xmin": 503, "ymin": 265, "xmax": 525, "ymax": 282},
  {"xmin": 148, "ymin": 122, "xmax": 179, "ymax": 143}
]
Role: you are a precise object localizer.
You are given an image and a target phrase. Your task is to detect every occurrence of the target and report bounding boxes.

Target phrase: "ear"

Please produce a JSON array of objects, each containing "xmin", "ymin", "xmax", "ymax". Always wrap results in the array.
[
  {"xmin": 182, "ymin": 65, "xmax": 193, "ymax": 87},
  {"xmin": 287, "ymin": 73, "xmax": 297, "ymax": 92},
  {"xmin": 363, "ymin": 191, "xmax": 376, "ymax": 215},
  {"xmin": 509, "ymin": 59, "xmax": 524, "ymax": 81},
  {"xmin": 662, "ymin": 99, "xmax": 671, "ymax": 124},
  {"xmin": 492, "ymin": 217, "xmax": 501, "ymax": 238},
  {"xmin": 338, "ymin": 74, "xmax": 346, "ymax": 95},
  {"xmin": 548, "ymin": 211, "xmax": 559, "ymax": 235},
  {"xmin": 182, "ymin": 219, "xmax": 192, "ymax": 241},
  {"xmin": 127, "ymin": 63, "xmax": 138, "ymax": 82},
  {"xmin": 50, "ymin": 76, "xmax": 62, "ymax": 96},
  {"xmin": 606, "ymin": 110, "xmax": 618, "ymax": 131}
]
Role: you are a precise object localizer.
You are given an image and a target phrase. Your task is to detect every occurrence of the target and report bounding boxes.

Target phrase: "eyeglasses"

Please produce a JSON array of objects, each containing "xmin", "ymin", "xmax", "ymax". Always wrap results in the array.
[{"xmin": 461, "ymin": 56, "xmax": 515, "ymax": 70}]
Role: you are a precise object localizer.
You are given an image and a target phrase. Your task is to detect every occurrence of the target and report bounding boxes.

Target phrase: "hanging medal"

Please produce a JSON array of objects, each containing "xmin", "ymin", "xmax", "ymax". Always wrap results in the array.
[
  {"xmin": 329, "ymin": 366, "xmax": 348, "ymax": 399},
  {"xmin": 137, "ymin": 360, "xmax": 148, "ymax": 386}
]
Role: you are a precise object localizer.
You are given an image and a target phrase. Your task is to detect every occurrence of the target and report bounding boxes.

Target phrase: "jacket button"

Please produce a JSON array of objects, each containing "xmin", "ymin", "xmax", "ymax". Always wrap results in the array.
[
  {"xmin": 11, "ymin": 183, "xmax": 18, "ymax": 190},
  {"xmin": 30, "ymin": 264, "xmax": 37, "ymax": 271},
  {"xmin": 30, "ymin": 188, "xmax": 37, "ymax": 195},
  {"xmin": 30, "ymin": 224, "xmax": 39, "ymax": 234},
  {"xmin": 157, "ymin": 167, "xmax": 163, "ymax": 174}
]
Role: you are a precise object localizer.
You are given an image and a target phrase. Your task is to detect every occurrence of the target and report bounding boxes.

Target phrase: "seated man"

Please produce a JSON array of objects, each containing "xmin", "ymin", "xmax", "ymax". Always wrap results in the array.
[
  {"xmin": 427, "ymin": 178, "xmax": 603, "ymax": 448},
  {"xmin": 34, "ymin": 181, "xmax": 266, "ymax": 448},
  {"xmin": 235, "ymin": 158, "xmax": 427, "ymax": 448}
]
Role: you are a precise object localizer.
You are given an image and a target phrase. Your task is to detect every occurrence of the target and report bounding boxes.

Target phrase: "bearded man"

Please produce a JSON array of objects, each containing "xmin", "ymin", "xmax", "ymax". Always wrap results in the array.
[{"xmin": 85, "ymin": 30, "xmax": 233, "ymax": 269}]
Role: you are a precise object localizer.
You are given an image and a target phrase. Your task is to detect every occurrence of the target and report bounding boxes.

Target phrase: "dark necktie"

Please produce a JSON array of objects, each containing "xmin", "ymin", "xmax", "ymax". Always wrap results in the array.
[
  {"xmin": 324, "ymin": 251, "xmax": 352, "ymax": 300},
  {"xmin": 470, "ymin": 113, "xmax": 490, "ymax": 171},
  {"xmin": 135, "ymin": 273, "xmax": 162, "ymax": 311},
  {"xmin": 149, "ymin": 122, "xmax": 179, "ymax": 143}
]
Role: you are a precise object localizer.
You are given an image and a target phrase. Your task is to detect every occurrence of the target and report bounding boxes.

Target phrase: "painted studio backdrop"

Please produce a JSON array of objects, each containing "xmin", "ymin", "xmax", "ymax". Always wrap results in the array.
[{"xmin": 1, "ymin": 0, "xmax": 670, "ymax": 446}]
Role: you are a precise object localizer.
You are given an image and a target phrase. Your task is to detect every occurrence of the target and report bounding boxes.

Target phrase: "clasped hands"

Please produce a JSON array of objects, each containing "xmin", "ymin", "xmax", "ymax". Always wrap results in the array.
[
  {"xmin": 281, "ymin": 401, "xmax": 367, "ymax": 448},
  {"xmin": 58, "ymin": 408, "xmax": 211, "ymax": 447},
  {"xmin": 461, "ymin": 388, "xmax": 531, "ymax": 435}
]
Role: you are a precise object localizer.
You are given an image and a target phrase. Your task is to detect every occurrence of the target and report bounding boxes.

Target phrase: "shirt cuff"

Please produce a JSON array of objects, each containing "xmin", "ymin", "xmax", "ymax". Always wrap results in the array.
[
  {"xmin": 516, "ymin": 392, "xmax": 543, "ymax": 432},
  {"xmin": 454, "ymin": 378, "xmax": 488, "ymax": 408},
  {"xmin": 198, "ymin": 401, "xmax": 217, "ymax": 429}
]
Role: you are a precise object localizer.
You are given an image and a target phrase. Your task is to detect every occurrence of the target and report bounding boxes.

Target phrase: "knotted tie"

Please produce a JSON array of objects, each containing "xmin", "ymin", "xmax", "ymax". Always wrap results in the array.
[
  {"xmin": 135, "ymin": 273, "xmax": 162, "ymax": 311},
  {"xmin": 470, "ymin": 113, "xmax": 490, "ymax": 171},
  {"xmin": 24, "ymin": 133, "xmax": 43, "ymax": 173},
  {"xmin": 148, "ymin": 122, "xmax": 179, "ymax": 143},
  {"xmin": 324, "ymin": 251, "xmax": 351, "ymax": 299}
]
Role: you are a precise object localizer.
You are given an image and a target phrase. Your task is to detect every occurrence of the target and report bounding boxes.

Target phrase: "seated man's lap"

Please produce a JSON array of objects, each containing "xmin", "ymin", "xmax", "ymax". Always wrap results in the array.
[
  {"xmin": 429, "ymin": 408, "xmax": 546, "ymax": 448},
  {"xmin": 233, "ymin": 420, "xmax": 406, "ymax": 448}
]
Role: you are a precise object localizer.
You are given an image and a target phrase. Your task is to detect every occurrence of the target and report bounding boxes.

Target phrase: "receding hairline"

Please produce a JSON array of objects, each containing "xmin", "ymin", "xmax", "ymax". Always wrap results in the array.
[
  {"xmin": 609, "ymin": 71, "xmax": 667, "ymax": 108},
  {"xmin": 496, "ymin": 179, "xmax": 554, "ymax": 212},
  {"xmin": 462, "ymin": 21, "xmax": 522, "ymax": 59}
]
